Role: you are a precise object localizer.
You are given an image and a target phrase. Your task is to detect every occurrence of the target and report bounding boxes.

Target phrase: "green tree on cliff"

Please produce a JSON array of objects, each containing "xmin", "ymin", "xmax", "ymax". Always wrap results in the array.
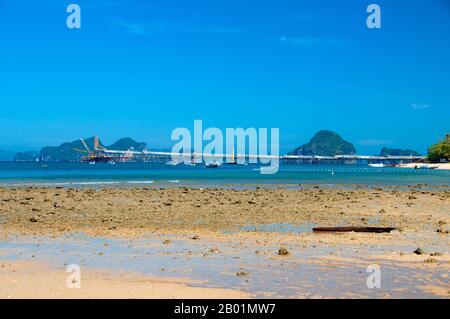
[{"xmin": 427, "ymin": 134, "xmax": 450, "ymax": 163}]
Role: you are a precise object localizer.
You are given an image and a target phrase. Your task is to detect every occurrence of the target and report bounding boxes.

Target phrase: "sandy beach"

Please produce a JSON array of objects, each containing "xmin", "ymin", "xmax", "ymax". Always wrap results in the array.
[
  {"xmin": 0, "ymin": 260, "xmax": 249, "ymax": 299},
  {"xmin": 1, "ymin": 186, "xmax": 449, "ymax": 298},
  {"xmin": 397, "ymin": 163, "xmax": 450, "ymax": 170}
]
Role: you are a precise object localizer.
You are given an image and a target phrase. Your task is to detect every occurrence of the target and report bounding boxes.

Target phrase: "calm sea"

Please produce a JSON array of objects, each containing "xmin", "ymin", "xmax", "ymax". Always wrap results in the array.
[{"xmin": 0, "ymin": 162, "xmax": 449, "ymax": 188}]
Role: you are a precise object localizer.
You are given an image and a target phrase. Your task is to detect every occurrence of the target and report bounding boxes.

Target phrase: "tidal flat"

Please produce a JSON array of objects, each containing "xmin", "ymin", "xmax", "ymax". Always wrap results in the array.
[{"xmin": 0, "ymin": 186, "xmax": 449, "ymax": 298}]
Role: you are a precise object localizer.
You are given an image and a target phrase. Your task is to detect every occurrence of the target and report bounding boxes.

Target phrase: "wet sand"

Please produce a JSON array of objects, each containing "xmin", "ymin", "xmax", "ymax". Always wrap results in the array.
[
  {"xmin": 0, "ymin": 186, "xmax": 449, "ymax": 298},
  {"xmin": 0, "ymin": 186, "xmax": 448, "ymax": 238},
  {"xmin": 0, "ymin": 260, "xmax": 249, "ymax": 299}
]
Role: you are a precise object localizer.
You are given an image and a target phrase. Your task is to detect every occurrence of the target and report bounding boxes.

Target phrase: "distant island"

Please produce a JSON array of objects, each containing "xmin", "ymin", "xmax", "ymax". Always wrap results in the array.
[
  {"xmin": 0, "ymin": 149, "xmax": 16, "ymax": 161},
  {"xmin": 14, "ymin": 137, "xmax": 147, "ymax": 162},
  {"xmin": 8, "ymin": 130, "xmax": 441, "ymax": 163},
  {"xmin": 379, "ymin": 147, "xmax": 420, "ymax": 157},
  {"xmin": 289, "ymin": 130, "xmax": 356, "ymax": 156},
  {"xmin": 16, "ymin": 130, "xmax": 361, "ymax": 162},
  {"xmin": 14, "ymin": 151, "xmax": 40, "ymax": 162}
]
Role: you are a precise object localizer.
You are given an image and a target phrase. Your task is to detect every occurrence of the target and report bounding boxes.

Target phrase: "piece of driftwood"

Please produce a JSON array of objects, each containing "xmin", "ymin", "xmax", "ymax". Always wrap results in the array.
[{"xmin": 313, "ymin": 226, "xmax": 397, "ymax": 233}]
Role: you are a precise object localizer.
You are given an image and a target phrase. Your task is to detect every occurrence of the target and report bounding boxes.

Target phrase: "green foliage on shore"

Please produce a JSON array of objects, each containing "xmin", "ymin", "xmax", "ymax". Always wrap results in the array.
[
  {"xmin": 427, "ymin": 134, "xmax": 450, "ymax": 163},
  {"xmin": 289, "ymin": 130, "xmax": 356, "ymax": 156}
]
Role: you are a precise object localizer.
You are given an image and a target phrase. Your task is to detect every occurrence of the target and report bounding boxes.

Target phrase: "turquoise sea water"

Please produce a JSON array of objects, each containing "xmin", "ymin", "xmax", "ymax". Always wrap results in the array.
[{"xmin": 0, "ymin": 162, "xmax": 449, "ymax": 187}]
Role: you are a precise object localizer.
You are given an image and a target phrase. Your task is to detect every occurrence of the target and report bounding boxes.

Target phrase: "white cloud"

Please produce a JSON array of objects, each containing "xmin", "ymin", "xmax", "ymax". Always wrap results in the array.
[
  {"xmin": 115, "ymin": 20, "xmax": 167, "ymax": 35},
  {"xmin": 282, "ymin": 16, "xmax": 315, "ymax": 22},
  {"xmin": 273, "ymin": 37, "xmax": 347, "ymax": 47},
  {"xmin": 411, "ymin": 103, "xmax": 430, "ymax": 110},
  {"xmin": 181, "ymin": 27, "xmax": 245, "ymax": 34},
  {"xmin": 114, "ymin": 20, "xmax": 245, "ymax": 36}
]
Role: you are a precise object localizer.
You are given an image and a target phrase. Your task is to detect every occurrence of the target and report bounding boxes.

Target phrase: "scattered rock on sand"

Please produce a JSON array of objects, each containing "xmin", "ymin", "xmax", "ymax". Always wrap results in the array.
[
  {"xmin": 236, "ymin": 271, "xmax": 248, "ymax": 276},
  {"xmin": 1, "ymin": 187, "xmax": 449, "ymax": 240},
  {"xmin": 29, "ymin": 216, "xmax": 39, "ymax": 223},
  {"xmin": 278, "ymin": 247, "xmax": 290, "ymax": 256},
  {"xmin": 430, "ymin": 252, "xmax": 442, "ymax": 257},
  {"xmin": 436, "ymin": 228, "xmax": 449, "ymax": 234},
  {"xmin": 191, "ymin": 235, "xmax": 199, "ymax": 240},
  {"xmin": 413, "ymin": 248, "xmax": 425, "ymax": 255},
  {"xmin": 424, "ymin": 257, "xmax": 438, "ymax": 263},
  {"xmin": 162, "ymin": 239, "xmax": 171, "ymax": 244}
]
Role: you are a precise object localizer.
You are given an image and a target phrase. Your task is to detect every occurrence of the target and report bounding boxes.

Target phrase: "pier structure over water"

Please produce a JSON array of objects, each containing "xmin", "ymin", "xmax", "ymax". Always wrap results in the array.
[
  {"xmin": 81, "ymin": 147, "xmax": 425, "ymax": 165},
  {"xmin": 76, "ymin": 137, "xmax": 424, "ymax": 165},
  {"xmin": 279, "ymin": 154, "xmax": 425, "ymax": 165}
]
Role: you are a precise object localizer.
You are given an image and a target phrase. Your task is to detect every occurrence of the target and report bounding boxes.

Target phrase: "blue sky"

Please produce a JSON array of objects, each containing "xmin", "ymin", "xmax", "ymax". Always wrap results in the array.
[{"xmin": 0, "ymin": 0, "xmax": 449, "ymax": 154}]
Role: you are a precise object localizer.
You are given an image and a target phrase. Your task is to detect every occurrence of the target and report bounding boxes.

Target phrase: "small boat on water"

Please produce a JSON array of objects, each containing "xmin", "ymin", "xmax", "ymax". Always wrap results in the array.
[
  {"xmin": 205, "ymin": 161, "xmax": 221, "ymax": 168},
  {"xmin": 368, "ymin": 163, "xmax": 384, "ymax": 168},
  {"xmin": 396, "ymin": 163, "xmax": 444, "ymax": 170},
  {"xmin": 413, "ymin": 164, "xmax": 437, "ymax": 170}
]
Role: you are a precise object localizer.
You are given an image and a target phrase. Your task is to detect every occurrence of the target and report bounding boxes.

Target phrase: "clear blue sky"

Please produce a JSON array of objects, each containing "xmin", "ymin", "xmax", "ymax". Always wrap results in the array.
[{"xmin": 0, "ymin": 0, "xmax": 449, "ymax": 154}]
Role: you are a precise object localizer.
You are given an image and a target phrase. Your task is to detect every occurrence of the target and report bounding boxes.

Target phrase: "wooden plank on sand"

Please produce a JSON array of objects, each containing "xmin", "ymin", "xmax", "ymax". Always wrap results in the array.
[{"xmin": 313, "ymin": 226, "xmax": 397, "ymax": 233}]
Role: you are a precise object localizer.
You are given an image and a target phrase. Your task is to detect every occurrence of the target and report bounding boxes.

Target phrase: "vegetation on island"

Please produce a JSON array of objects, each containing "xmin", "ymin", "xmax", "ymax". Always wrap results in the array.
[
  {"xmin": 106, "ymin": 137, "xmax": 147, "ymax": 152},
  {"xmin": 427, "ymin": 134, "xmax": 450, "ymax": 163},
  {"xmin": 289, "ymin": 130, "xmax": 356, "ymax": 156},
  {"xmin": 14, "ymin": 137, "xmax": 147, "ymax": 162}
]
